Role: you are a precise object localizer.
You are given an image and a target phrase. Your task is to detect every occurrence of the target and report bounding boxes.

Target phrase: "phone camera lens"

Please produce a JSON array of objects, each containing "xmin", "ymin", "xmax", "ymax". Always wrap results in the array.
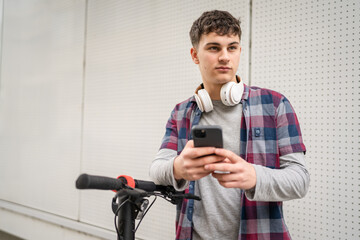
[{"xmin": 194, "ymin": 129, "xmax": 206, "ymax": 138}]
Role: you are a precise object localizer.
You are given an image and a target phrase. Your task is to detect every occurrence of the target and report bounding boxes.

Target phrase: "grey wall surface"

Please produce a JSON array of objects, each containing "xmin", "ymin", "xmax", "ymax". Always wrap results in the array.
[
  {"xmin": 251, "ymin": 1, "xmax": 360, "ymax": 239},
  {"xmin": 0, "ymin": 1, "xmax": 358, "ymax": 240}
]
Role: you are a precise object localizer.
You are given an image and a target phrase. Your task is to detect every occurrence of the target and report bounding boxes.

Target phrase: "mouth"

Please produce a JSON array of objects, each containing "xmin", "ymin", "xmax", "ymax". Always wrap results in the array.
[{"xmin": 216, "ymin": 66, "xmax": 231, "ymax": 72}]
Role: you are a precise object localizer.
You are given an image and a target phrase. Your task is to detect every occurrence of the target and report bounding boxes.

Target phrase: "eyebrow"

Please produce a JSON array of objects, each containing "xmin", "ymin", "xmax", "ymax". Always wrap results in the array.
[{"xmin": 205, "ymin": 42, "xmax": 240, "ymax": 47}]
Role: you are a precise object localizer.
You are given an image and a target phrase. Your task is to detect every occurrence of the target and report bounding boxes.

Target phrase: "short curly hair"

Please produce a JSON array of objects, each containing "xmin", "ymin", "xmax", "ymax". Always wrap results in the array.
[{"xmin": 189, "ymin": 10, "xmax": 241, "ymax": 48}]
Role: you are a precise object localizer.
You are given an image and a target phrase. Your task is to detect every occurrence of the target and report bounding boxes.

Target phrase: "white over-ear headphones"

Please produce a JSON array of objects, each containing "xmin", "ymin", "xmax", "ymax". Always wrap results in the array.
[{"xmin": 194, "ymin": 77, "xmax": 244, "ymax": 112}]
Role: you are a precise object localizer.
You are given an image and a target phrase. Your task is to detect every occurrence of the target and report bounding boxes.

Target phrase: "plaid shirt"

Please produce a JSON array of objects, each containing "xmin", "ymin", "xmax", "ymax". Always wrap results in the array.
[{"xmin": 160, "ymin": 84, "xmax": 306, "ymax": 240}]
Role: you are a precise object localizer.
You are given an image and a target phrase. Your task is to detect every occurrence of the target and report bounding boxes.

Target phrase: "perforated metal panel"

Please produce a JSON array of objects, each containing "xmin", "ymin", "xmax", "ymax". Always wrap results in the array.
[
  {"xmin": 0, "ymin": 0, "xmax": 3, "ymax": 80},
  {"xmin": 251, "ymin": 0, "xmax": 360, "ymax": 239},
  {"xmin": 0, "ymin": 0, "xmax": 85, "ymax": 219},
  {"xmin": 80, "ymin": 1, "xmax": 250, "ymax": 239},
  {"xmin": 0, "ymin": 1, "xmax": 358, "ymax": 239}
]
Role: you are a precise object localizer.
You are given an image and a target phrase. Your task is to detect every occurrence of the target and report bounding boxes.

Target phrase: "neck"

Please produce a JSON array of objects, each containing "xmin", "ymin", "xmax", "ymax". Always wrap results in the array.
[
  {"xmin": 203, "ymin": 83, "xmax": 222, "ymax": 100},
  {"xmin": 203, "ymin": 75, "xmax": 239, "ymax": 100}
]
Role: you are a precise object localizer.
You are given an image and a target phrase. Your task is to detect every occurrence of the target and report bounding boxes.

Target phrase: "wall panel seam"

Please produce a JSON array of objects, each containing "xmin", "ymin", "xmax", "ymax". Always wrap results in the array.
[
  {"xmin": 78, "ymin": 0, "xmax": 89, "ymax": 221},
  {"xmin": 0, "ymin": 0, "xmax": 4, "ymax": 90},
  {"xmin": 247, "ymin": 0, "xmax": 252, "ymax": 86}
]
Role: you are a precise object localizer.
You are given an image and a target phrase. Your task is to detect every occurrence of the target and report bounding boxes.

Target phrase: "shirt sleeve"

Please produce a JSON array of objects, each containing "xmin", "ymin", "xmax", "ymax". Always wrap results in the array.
[
  {"xmin": 245, "ymin": 152, "xmax": 310, "ymax": 201},
  {"xmin": 149, "ymin": 107, "xmax": 189, "ymax": 191},
  {"xmin": 159, "ymin": 108, "xmax": 179, "ymax": 151},
  {"xmin": 276, "ymin": 96, "xmax": 306, "ymax": 156},
  {"xmin": 149, "ymin": 148, "xmax": 189, "ymax": 191}
]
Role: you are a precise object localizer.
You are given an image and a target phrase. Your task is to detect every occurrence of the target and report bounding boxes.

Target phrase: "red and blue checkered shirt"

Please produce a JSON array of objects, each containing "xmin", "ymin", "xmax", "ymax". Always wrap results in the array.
[{"xmin": 160, "ymin": 83, "xmax": 306, "ymax": 240}]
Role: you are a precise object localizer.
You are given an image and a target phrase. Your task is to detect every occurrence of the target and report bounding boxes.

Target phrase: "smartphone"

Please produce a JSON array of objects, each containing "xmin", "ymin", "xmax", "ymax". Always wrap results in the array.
[{"xmin": 191, "ymin": 125, "xmax": 223, "ymax": 148}]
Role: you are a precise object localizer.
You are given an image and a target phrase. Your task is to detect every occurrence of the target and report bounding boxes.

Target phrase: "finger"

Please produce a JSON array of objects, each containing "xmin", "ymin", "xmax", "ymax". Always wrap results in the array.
[
  {"xmin": 204, "ymin": 162, "xmax": 235, "ymax": 172},
  {"xmin": 211, "ymin": 172, "xmax": 239, "ymax": 182},
  {"xmin": 217, "ymin": 180, "xmax": 240, "ymax": 189},
  {"xmin": 199, "ymin": 154, "xmax": 225, "ymax": 166},
  {"xmin": 189, "ymin": 146, "xmax": 216, "ymax": 158},
  {"xmin": 221, "ymin": 158, "xmax": 231, "ymax": 163},
  {"xmin": 184, "ymin": 140, "xmax": 216, "ymax": 158},
  {"xmin": 187, "ymin": 167, "xmax": 213, "ymax": 180},
  {"xmin": 214, "ymin": 148, "xmax": 243, "ymax": 163},
  {"xmin": 185, "ymin": 140, "xmax": 194, "ymax": 148},
  {"xmin": 190, "ymin": 155, "xmax": 225, "ymax": 168}
]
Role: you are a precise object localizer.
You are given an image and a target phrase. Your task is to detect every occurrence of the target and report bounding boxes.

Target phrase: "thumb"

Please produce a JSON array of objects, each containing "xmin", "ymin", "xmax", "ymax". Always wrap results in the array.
[{"xmin": 185, "ymin": 140, "xmax": 194, "ymax": 148}]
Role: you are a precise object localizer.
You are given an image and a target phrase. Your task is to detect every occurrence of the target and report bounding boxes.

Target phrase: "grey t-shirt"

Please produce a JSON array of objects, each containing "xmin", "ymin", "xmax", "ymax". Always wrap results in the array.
[{"xmin": 193, "ymin": 100, "xmax": 242, "ymax": 240}]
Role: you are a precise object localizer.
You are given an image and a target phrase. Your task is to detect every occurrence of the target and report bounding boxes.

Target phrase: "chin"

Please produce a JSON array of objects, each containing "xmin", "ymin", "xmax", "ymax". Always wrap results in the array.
[{"xmin": 215, "ymin": 75, "xmax": 234, "ymax": 83}]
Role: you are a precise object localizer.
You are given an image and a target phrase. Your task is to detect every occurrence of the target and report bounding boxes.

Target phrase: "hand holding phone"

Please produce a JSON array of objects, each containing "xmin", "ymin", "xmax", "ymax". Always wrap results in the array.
[
  {"xmin": 192, "ymin": 125, "xmax": 230, "ymax": 174},
  {"xmin": 173, "ymin": 126, "xmax": 224, "ymax": 181}
]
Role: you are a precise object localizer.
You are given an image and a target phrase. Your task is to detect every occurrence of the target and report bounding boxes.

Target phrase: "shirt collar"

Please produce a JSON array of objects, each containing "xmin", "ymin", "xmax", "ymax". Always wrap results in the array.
[{"xmin": 242, "ymin": 83, "xmax": 249, "ymax": 101}]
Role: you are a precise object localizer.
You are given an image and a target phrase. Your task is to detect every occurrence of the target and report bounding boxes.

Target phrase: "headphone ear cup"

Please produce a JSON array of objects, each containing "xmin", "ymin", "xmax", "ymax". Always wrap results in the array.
[
  {"xmin": 220, "ymin": 82, "xmax": 244, "ymax": 106},
  {"xmin": 194, "ymin": 94, "xmax": 204, "ymax": 112},
  {"xmin": 220, "ymin": 82, "xmax": 236, "ymax": 106},
  {"xmin": 195, "ymin": 89, "xmax": 213, "ymax": 112}
]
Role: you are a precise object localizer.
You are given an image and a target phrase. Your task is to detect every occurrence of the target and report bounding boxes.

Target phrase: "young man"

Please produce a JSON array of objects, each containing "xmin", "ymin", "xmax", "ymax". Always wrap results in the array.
[{"xmin": 150, "ymin": 10, "xmax": 309, "ymax": 240}]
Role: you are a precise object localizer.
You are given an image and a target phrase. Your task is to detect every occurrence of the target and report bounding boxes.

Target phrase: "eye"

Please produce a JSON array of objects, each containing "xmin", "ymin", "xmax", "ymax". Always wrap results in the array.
[
  {"xmin": 208, "ymin": 46, "xmax": 219, "ymax": 51},
  {"xmin": 229, "ymin": 46, "xmax": 238, "ymax": 51}
]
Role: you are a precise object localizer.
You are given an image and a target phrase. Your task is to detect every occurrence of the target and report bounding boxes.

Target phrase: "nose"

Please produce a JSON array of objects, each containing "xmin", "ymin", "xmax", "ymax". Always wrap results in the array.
[{"xmin": 218, "ymin": 49, "xmax": 230, "ymax": 63}]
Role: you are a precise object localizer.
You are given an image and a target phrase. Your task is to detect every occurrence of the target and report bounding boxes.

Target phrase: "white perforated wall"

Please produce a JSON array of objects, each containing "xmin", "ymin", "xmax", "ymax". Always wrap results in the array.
[
  {"xmin": 251, "ymin": 0, "xmax": 360, "ymax": 239},
  {"xmin": 0, "ymin": 0, "xmax": 2, "ymax": 75},
  {"xmin": 0, "ymin": 1, "xmax": 359, "ymax": 240},
  {"xmin": 0, "ymin": 0, "xmax": 85, "ymax": 219}
]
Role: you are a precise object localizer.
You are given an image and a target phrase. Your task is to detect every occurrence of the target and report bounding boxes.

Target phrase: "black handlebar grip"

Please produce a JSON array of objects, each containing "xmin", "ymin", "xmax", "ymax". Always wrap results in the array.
[
  {"xmin": 134, "ymin": 180, "xmax": 157, "ymax": 192},
  {"xmin": 76, "ymin": 174, "xmax": 124, "ymax": 190}
]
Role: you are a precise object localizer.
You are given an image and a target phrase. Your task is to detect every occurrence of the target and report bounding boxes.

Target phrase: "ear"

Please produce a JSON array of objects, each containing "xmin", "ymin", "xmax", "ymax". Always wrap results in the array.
[{"xmin": 191, "ymin": 47, "xmax": 200, "ymax": 64}]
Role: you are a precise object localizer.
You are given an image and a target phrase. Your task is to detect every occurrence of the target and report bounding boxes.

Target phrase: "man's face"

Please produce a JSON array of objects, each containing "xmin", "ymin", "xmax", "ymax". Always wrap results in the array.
[{"xmin": 191, "ymin": 32, "xmax": 241, "ymax": 87}]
